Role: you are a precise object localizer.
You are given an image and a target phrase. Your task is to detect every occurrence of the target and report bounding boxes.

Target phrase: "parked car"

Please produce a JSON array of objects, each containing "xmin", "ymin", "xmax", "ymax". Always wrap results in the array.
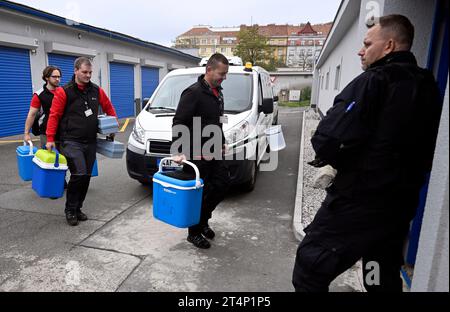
[{"xmin": 126, "ymin": 63, "xmax": 276, "ymax": 192}]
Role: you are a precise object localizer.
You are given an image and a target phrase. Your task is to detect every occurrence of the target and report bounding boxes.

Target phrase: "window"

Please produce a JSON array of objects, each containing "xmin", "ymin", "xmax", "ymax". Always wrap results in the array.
[
  {"xmin": 301, "ymin": 40, "xmax": 306, "ymax": 46},
  {"xmin": 334, "ymin": 65, "xmax": 341, "ymax": 90},
  {"xmin": 148, "ymin": 74, "xmax": 253, "ymax": 113},
  {"xmin": 278, "ymin": 48, "xmax": 283, "ymax": 56},
  {"xmin": 201, "ymin": 39, "xmax": 207, "ymax": 44},
  {"xmin": 326, "ymin": 72, "xmax": 330, "ymax": 90},
  {"xmin": 221, "ymin": 47, "xmax": 226, "ymax": 53}
]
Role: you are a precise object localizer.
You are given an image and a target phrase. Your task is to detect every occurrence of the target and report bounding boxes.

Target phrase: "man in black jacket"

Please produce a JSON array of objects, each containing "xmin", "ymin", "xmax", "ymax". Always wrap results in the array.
[
  {"xmin": 292, "ymin": 15, "xmax": 442, "ymax": 292},
  {"xmin": 172, "ymin": 53, "xmax": 231, "ymax": 249},
  {"xmin": 46, "ymin": 57, "xmax": 117, "ymax": 226}
]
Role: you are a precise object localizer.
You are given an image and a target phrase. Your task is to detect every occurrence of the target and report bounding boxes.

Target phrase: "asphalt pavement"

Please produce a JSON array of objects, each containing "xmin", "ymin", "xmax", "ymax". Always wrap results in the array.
[{"xmin": 0, "ymin": 107, "xmax": 306, "ymax": 291}]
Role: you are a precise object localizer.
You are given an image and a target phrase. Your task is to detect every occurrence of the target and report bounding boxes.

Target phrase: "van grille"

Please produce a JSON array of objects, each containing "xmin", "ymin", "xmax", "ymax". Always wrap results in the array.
[{"xmin": 148, "ymin": 140, "xmax": 171, "ymax": 155}]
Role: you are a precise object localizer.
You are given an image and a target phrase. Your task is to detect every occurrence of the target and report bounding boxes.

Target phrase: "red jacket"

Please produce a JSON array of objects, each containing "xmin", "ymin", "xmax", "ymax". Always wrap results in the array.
[{"xmin": 46, "ymin": 83, "xmax": 117, "ymax": 142}]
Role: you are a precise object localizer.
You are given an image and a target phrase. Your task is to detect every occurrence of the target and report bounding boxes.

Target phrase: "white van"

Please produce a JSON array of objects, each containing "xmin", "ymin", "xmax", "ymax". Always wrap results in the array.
[{"xmin": 126, "ymin": 64, "xmax": 279, "ymax": 191}]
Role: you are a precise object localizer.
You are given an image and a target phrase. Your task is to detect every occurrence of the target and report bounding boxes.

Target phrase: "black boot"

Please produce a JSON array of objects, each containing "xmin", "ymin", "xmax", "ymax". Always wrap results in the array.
[
  {"xmin": 65, "ymin": 212, "xmax": 78, "ymax": 226},
  {"xmin": 187, "ymin": 234, "xmax": 211, "ymax": 249},
  {"xmin": 77, "ymin": 211, "xmax": 88, "ymax": 221},
  {"xmin": 201, "ymin": 225, "xmax": 215, "ymax": 239}
]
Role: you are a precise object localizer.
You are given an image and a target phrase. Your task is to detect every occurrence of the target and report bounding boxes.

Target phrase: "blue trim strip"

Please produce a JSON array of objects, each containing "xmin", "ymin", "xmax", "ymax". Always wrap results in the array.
[
  {"xmin": 0, "ymin": 0, "xmax": 199, "ymax": 63},
  {"xmin": 426, "ymin": 0, "xmax": 441, "ymax": 70},
  {"xmin": 400, "ymin": 268, "xmax": 412, "ymax": 290}
]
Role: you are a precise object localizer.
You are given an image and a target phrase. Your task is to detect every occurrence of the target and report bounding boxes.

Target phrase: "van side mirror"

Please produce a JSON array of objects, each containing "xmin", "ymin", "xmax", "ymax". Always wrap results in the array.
[
  {"xmin": 259, "ymin": 98, "xmax": 274, "ymax": 114},
  {"xmin": 273, "ymin": 95, "xmax": 279, "ymax": 102}
]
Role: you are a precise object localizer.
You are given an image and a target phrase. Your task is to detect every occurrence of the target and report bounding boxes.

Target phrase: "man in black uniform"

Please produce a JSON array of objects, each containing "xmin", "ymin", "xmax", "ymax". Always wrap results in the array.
[
  {"xmin": 172, "ymin": 53, "xmax": 231, "ymax": 249},
  {"xmin": 292, "ymin": 15, "xmax": 442, "ymax": 292}
]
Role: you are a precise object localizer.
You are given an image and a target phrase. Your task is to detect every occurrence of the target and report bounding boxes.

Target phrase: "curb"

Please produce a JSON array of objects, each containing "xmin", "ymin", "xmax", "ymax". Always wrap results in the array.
[{"xmin": 292, "ymin": 110, "xmax": 307, "ymax": 241}]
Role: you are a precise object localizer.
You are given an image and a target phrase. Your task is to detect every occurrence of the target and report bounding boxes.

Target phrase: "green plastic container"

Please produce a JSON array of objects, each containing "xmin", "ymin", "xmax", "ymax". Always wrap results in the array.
[{"xmin": 34, "ymin": 149, "xmax": 67, "ymax": 167}]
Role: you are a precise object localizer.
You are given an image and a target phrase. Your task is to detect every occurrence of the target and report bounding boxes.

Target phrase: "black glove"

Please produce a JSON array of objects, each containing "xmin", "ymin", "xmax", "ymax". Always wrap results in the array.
[
  {"xmin": 106, "ymin": 133, "xmax": 115, "ymax": 141},
  {"xmin": 307, "ymin": 157, "xmax": 328, "ymax": 168}
]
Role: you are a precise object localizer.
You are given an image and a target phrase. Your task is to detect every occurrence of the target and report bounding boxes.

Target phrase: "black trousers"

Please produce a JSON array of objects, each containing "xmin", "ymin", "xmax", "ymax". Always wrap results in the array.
[
  {"xmin": 292, "ymin": 191, "xmax": 417, "ymax": 292},
  {"xmin": 183, "ymin": 159, "xmax": 230, "ymax": 235},
  {"xmin": 60, "ymin": 141, "xmax": 96, "ymax": 214}
]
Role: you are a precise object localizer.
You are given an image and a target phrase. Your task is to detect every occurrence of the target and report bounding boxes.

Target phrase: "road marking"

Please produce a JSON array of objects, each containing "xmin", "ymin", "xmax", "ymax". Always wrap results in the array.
[
  {"xmin": 0, "ymin": 139, "xmax": 40, "ymax": 145},
  {"xmin": 120, "ymin": 118, "xmax": 130, "ymax": 133}
]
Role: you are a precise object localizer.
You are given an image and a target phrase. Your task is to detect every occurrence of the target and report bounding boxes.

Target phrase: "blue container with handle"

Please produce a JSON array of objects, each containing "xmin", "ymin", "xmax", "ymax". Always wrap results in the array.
[
  {"xmin": 152, "ymin": 158, "xmax": 203, "ymax": 228},
  {"xmin": 98, "ymin": 115, "xmax": 119, "ymax": 134},
  {"xmin": 16, "ymin": 140, "xmax": 38, "ymax": 181},
  {"xmin": 32, "ymin": 148, "xmax": 68, "ymax": 198}
]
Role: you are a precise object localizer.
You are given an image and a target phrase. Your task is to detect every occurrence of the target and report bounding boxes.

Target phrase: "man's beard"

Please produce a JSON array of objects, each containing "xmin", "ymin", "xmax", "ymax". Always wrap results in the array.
[{"xmin": 48, "ymin": 82, "xmax": 59, "ymax": 88}]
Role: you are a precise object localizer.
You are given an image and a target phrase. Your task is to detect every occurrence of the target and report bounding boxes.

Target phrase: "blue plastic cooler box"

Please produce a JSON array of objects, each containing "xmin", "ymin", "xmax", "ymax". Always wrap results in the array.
[
  {"xmin": 91, "ymin": 158, "xmax": 98, "ymax": 177},
  {"xmin": 96, "ymin": 138, "xmax": 125, "ymax": 158},
  {"xmin": 32, "ymin": 149, "xmax": 68, "ymax": 198},
  {"xmin": 98, "ymin": 115, "xmax": 119, "ymax": 134},
  {"xmin": 152, "ymin": 158, "xmax": 204, "ymax": 228},
  {"xmin": 16, "ymin": 141, "xmax": 38, "ymax": 181}
]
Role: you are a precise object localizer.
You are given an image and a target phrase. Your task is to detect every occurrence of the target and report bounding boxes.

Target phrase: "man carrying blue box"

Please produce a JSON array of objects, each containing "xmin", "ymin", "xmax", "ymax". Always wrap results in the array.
[{"xmin": 46, "ymin": 57, "xmax": 118, "ymax": 226}]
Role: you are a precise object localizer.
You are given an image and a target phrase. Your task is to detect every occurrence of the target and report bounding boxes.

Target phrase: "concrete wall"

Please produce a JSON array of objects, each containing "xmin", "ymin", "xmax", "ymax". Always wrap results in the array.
[
  {"xmin": 412, "ymin": 77, "xmax": 449, "ymax": 292},
  {"xmin": 0, "ymin": 8, "xmax": 198, "ymax": 102},
  {"xmin": 270, "ymin": 74, "xmax": 313, "ymax": 100},
  {"xmin": 383, "ymin": 0, "xmax": 437, "ymax": 68}
]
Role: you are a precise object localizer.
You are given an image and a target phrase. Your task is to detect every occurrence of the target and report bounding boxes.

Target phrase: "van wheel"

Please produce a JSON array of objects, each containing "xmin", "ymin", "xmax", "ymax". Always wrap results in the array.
[{"xmin": 242, "ymin": 159, "xmax": 258, "ymax": 192}]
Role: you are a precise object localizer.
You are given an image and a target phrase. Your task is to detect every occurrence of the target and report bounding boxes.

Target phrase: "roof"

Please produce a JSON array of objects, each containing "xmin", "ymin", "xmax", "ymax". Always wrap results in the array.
[
  {"xmin": 179, "ymin": 27, "xmax": 216, "ymax": 37},
  {"xmin": 0, "ymin": 0, "xmax": 199, "ymax": 62},
  {"xmin": 288, "ymin": 22, "xmax": 332, "ymax": 36}
]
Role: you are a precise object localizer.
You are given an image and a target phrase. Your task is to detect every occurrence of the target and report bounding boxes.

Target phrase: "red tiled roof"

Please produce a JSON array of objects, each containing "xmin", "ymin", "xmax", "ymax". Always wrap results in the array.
[
  {"xmin": 179, "ymin": 27, "xmax": 214, "ymax": 37},
  {"xmin": 299, "ymin": 22, "xmax": 316, "ymax": 34},
  {"xmin": 240, "ymin": 24, "xmax": 289, "ymax": 37}
]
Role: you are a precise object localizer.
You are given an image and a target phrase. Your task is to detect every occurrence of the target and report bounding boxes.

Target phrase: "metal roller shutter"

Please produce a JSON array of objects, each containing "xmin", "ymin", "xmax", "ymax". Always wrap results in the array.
[
  {"xmin": 109, "ymin": 62, "xmax": 135, "ymax": 118},
  {"xmin": 0, "ymin": 46, "xmax": 33, "ymax": 137},
  {"xmin": 47, "ymin": 53, "xmax": 78, "ymax": 86},
  {"xmin": 141, "ymin": 67, "xmax": 159, "ymax": 103}
]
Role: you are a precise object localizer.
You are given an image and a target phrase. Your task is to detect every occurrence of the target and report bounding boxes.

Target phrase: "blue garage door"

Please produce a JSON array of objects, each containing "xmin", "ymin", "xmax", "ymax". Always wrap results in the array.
[
  {"xmin": 141, "ymin": 67, "xmax": 159, "ymax": 105},
  {"xmin": 0, "ymin": 46, "xmax": 33, "ymax": 137},
  {"xmin": 110, "ymin": 62, "xmax": 135, "ymax": 118},
  {"xmin": 48, "ymin": 53, "xmax": 78, "ymax": 86}
]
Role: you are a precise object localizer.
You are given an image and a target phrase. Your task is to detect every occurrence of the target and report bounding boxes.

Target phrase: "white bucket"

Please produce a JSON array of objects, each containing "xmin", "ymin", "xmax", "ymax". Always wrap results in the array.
[{"xmin": 265, "ymin": 125, "xmax": 286, "ymax": 152}]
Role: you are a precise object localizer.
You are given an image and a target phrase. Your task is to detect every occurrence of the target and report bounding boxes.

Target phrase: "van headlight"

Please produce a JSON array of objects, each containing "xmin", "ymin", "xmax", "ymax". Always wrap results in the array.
[
  {"xmin": 225, "ymin": 121, "xmax": 250, "ymax": 145},
  {"xmin": 131, "ymin": 120, "xmax": 145, "ymax": 145}
]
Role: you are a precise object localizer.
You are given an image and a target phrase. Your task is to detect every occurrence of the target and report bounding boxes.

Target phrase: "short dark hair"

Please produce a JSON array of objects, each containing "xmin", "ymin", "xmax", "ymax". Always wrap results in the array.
[
  {"xmin": 42, "ymin": 66, "xmax": 61, "ymax": 82},
  {"xmin": 74, "ymin": 56, "xmax": 92, "ymax": 70},
  {"xmin": 372, "ymin": 14, "xmax": 415, "ymax": 50},
  {"xmin": 206, "ymin": 53, "xmax": 229, "ymax": 70}
]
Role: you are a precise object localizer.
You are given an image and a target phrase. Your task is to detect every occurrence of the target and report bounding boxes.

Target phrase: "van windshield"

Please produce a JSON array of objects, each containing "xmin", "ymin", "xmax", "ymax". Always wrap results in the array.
[{"xmin": 147, "ymin": 74, "xmax": 253, "ymax": 114}]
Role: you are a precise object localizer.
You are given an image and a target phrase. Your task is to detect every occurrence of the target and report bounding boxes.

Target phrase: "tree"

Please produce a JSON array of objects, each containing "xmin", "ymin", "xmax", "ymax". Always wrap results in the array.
[{"xmin": 234, "ymin": 25, "xmax": 275, "ymax": 70}]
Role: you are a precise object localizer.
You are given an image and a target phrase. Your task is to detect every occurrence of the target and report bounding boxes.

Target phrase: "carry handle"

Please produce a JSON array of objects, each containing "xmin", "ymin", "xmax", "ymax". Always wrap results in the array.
[
  {"xmin": 158, "ymin": 157, "xmax": 202, "ymax": 188},
  {"xmin": 52, "ymin": 147, "xmax": 60, "ymax": 168},
  {"xmin": 23, "ymin": 140, "xmax": 34, "ymax": 156}
]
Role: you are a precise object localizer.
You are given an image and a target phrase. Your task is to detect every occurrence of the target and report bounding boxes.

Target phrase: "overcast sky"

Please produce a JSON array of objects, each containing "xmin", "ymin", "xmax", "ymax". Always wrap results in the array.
[{"xmin": 10, "ymin": 0, "xmax": 341, "ymax": 47}]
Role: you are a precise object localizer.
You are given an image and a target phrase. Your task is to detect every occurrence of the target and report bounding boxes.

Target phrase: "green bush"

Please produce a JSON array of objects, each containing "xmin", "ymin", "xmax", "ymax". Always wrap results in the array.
[{"xmin": 301, "ymin": 86, "xmax": 311, "ymax": 101}]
